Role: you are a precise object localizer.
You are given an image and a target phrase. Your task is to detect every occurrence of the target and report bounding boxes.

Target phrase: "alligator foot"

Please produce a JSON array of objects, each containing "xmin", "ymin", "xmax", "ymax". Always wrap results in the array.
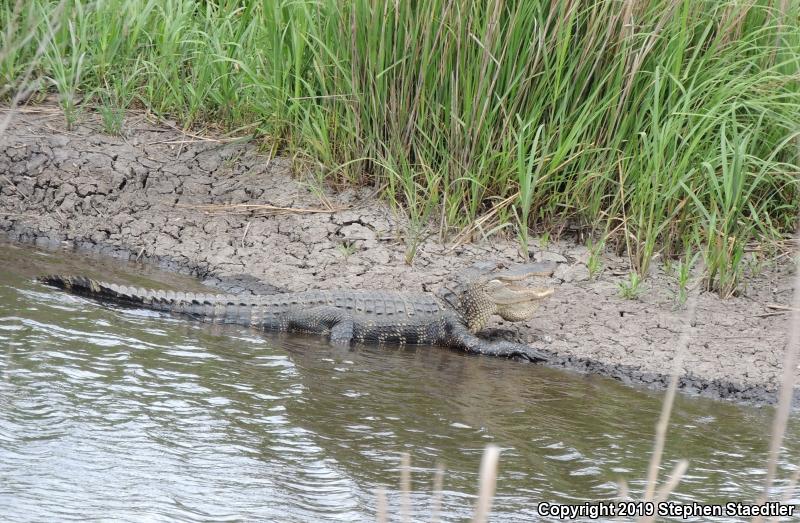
[
  {"xmin": 450, "ymin": 327, "xmax": 549, "ymax": 363},
  {"xmin": 471, "ymin": 340, "xmax": 549, "ymax": 363},
  {"xmin": 494, "ymin": 342, "xmax": 549, "ymax": 363}
]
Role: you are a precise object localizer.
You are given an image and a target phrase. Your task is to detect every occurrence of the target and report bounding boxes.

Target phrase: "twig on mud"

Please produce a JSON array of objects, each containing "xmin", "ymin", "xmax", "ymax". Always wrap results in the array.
[
  {"xmin": 90, "ymin": 199, "xmax": 105, "ymax": 218},
  {"xmin": 149, "ymin": 117, "xmax": 221, "ymax": 143},
  {"xmin": 53, "ymin": 208, "xmax": 65, "ymax": 226},
  {"xmin": 1, "ymin": 174, "xmax": 29, "ymax": 200},
  {"xmin": 756, "ymin": 311, "xmax": 793, "ymax": 318},
  {"xmin": 148, "ymin": 138, "xmax": 232, "ymax": 146},
  {"xmin": 766, "ymin": 303, "xmax": 800, "ymax": 312},
  {"xmin": 0, "ymin": 106, "xmax": 64, "ymax": 115},
  {"xmin": 241, "ymin": 221, "xmax": 251, "ymax": 248},
  {"xmin": 141, "ymin": 110, "xmax": 260, "ymax": 146},
  {"xmin": 0, "ymin": 212, "xmax": 40, "ymax": 218},
  {"xmin": 145, "ymin": 119, "xmax": 254, "ymax": 146},
  {"xmin": 178, "ymin": 202, "xmax": 343, "ymax": 216}
]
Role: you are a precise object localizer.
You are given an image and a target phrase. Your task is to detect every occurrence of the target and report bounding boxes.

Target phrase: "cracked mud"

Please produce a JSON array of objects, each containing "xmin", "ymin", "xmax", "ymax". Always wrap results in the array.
[{"xmin": 1, "ymin": 105, "xmax": 796, "ymax": 405}]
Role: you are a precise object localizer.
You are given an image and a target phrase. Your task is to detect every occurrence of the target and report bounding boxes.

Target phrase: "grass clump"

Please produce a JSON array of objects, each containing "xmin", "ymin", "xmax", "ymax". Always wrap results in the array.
[
  {"xmin": 1, "ymin": 0, "xmax": 798, "ymax": 295},
  {"xmin": 586, "ymin": 238, "xmax": 605, "ymax": 280},
  {"xmin": 619, "ymin": 272, "xmax": 644, "ymax": 300}
]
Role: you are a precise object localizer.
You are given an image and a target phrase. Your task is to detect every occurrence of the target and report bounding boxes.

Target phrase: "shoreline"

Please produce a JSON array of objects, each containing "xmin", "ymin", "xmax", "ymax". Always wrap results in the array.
[{"xmin": 1, "ymin": 105, "xmax": 796, "ymax": 405}]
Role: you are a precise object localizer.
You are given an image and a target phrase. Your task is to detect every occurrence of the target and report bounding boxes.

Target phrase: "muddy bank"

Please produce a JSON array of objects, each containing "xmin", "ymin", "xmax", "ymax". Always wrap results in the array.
[{"xmin": 1, "ymin": 105, "xmax": 796, "ymax": 405}]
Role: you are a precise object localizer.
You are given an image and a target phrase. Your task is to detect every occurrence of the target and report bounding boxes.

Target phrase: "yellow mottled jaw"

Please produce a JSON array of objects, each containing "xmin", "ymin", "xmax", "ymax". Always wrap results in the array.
[
  {"xmin": 485, "ymin": 280, "xmax": 553, "ymax": 304},
  {"xmin": 458, "ymin": 263, "xmax": 556, "ymax": 332},
  {"xmin": 488, "ymin": 282, "xmax": 554, "ymax": 322},
  {"xmin": 495, "ymin": 290, "xmax": 552, "ymax": 321}
]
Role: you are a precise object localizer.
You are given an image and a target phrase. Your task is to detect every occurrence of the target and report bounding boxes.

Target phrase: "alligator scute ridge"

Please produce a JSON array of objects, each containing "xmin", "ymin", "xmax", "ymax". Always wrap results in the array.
[{"xmin": 38, "ymin": 263, "xmax": 556, "ymax": 362}]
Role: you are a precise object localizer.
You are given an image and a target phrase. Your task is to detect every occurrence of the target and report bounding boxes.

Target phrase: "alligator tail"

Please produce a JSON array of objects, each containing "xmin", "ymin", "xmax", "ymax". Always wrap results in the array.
[
  {"xmin": 37, "ymin": 274, "xmax": 251, "ymax": 324},
  {"xmin": 39, "ymin": 275, "xmax": 154, "ymax": 305}
]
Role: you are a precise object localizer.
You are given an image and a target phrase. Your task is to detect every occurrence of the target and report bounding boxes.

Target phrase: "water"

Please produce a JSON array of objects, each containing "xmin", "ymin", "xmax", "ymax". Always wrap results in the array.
[{"xmin": 0, "ymin": 242, "xmax": 798, "ymax": 521}]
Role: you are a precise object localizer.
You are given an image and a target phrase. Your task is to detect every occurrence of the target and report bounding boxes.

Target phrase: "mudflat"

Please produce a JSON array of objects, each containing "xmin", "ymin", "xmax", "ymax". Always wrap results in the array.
[{"xmin": 1, "ymin": 105, "xmax": 795, "ymax": 404}]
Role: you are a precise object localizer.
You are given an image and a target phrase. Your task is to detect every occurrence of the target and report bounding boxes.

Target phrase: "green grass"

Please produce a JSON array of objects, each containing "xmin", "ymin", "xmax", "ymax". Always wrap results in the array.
[
  {"xmin": 619, "ymin": 271, "xmax": 644, "ymax": 300},
  {"xmin": 2, "ymin": 0, "xmax": 799, "ymax": 295}
]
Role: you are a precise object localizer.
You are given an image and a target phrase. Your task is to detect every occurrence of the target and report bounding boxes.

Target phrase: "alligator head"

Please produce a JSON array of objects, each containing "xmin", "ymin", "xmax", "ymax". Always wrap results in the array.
[{"xmin": 442, "ymin": 261, "xmax": 555, "ymax": 333}]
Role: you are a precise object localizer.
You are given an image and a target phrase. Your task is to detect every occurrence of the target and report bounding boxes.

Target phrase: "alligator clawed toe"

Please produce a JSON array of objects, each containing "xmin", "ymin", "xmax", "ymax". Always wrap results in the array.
[{"xmin": 518, "ymin": 350, "xmax": 549, "ymax": 364}]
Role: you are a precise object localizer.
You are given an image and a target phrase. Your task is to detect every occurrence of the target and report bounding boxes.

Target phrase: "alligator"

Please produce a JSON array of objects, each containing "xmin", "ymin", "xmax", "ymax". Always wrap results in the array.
[{"xmin": 38, "ymin": 262, "xmax": 555, "ymax": 362}]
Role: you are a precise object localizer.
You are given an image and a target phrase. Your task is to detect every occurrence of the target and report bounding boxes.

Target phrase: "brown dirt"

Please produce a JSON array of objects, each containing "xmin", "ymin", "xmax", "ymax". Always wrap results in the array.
[{"xmin": 1, "ymin": 104, "xmax": 796, "ymax": 405}]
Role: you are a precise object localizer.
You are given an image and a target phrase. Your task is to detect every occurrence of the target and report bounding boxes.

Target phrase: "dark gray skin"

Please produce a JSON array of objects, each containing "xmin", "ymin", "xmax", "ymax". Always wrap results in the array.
[{"xmin": 38, "ymin": 264, "xmax": 554, "ymax": 362}]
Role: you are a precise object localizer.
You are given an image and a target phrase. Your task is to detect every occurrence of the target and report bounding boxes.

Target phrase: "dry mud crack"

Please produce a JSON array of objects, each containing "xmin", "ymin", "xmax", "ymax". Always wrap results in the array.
[{"xmin": 1, "ymin": 106, "xmax": 796, "ymax": 405}]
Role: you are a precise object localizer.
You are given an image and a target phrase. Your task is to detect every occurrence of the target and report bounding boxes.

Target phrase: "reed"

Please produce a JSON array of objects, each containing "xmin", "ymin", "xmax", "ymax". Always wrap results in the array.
[
  {"xmin": 2, "ymin": 0, "xmax": 798, "ymax": 292},
  {"xmin": 2, "ymin": 3, "xmax": 800, "ymax": 520}
]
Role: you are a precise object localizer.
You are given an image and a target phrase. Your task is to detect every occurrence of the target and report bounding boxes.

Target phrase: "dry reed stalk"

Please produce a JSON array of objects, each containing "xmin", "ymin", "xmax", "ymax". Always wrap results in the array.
[
  {"xmin": 177, "ymin": 203, "xmax": 341, "ymax": 216},
  {"xmin": 617, "ymin": 477, "xmax": 630, "ymax": 500},
  {"xmin": 756, "ymin": 136, "xmax": 800, "ymax": 522},
  {"xmin": 770, "ymin": 0, "xmax": 791, "ymax": 65},
  {"xmin": 754, "ymin": 227, "xmax": 800, "ymax": 523},
  {"xmin": 447, "ymin": 192, "xmax": 519, "ymax": 250},
  {"xmin": 770, "ymin": 466, "xmax": 800, "ymax": 523},
  {"xmin": 375, "ymin": 488, "xmax": 388, "ymax": 523},
  {"xmin": 636, "ymin": 290, "xmax": 699, "ymax": 523},
  {"xmin": 653, "ymin": 459, "xmax": 689, "ymax": 505},
  {"xmin": 0, "ymin": 0, "xmax": 25, "ymax": 67},
  {"xmin": 400, "ymin": 452, "xmax": 412, "ymax": 523},
  {"xmin": 430, "ymin": 462, "xmax": 445, "ymax": 523},
  {"xmin": 642, "ymin": 358, "xmax": 683, "ymax": 505},
  {"xmin": 720, "ymin": 0, "xmax": 756, "ymax": 46},
  {"xmin": 472, "ymin": 444, "xmax": 501, "ymax": 523}
]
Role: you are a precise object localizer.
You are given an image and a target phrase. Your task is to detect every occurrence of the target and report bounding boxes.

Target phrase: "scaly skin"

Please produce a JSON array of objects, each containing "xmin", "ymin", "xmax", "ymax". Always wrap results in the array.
[{"xmin": 38, "ymin": 267, "xmax": 554, "ymax": 362}]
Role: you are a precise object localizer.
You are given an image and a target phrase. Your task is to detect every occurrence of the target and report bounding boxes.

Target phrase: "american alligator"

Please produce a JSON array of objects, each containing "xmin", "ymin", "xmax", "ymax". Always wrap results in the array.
[{"xmin": 39, "ymin": 262, "xmax": 555, "ymax": 361}]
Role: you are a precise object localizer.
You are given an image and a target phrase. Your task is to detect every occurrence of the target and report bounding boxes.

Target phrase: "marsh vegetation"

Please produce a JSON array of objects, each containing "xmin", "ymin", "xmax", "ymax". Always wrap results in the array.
[{"xmin": 3, "ymin": 0, "xmax": 799, "ymax": 295}]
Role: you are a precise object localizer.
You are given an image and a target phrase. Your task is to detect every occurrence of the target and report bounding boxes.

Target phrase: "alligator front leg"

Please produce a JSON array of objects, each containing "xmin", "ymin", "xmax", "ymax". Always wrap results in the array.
[
  {"xmin": 285, "ymin": 306, "xmax": 355, "ymax": 344},
  {"xmin": 447, "ymin": 323, "xmax": 549, "ymax": 363}
]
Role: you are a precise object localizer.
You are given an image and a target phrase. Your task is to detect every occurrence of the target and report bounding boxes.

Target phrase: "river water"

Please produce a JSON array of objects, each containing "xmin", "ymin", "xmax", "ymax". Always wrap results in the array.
[{"xmin": 0, "ymin": 242, "xmax": 798, "ymax": 521}]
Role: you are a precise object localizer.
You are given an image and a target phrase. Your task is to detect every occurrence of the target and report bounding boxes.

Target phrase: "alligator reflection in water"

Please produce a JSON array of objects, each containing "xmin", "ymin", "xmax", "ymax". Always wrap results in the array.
[{"xmin": 1, "ymin": 243, "xmax": 799, "ymax": 521}]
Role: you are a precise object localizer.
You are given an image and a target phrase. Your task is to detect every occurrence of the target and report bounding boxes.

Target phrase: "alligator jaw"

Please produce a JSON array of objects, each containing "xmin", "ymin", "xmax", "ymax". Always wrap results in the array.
[
  {"xmin": 485, "ymin": 261, "xmax": 556, "ymax": 307},
  {"xmin": 455, "ymin": 262, "xmax": 556, "ymax": 331},
  {"xmin": 491, "ymin": 261, "xmax": 557, "ymax": 282},
  {"xmin": 488, "ymin": 283, "xmax": 553, "ymax": 305}
]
